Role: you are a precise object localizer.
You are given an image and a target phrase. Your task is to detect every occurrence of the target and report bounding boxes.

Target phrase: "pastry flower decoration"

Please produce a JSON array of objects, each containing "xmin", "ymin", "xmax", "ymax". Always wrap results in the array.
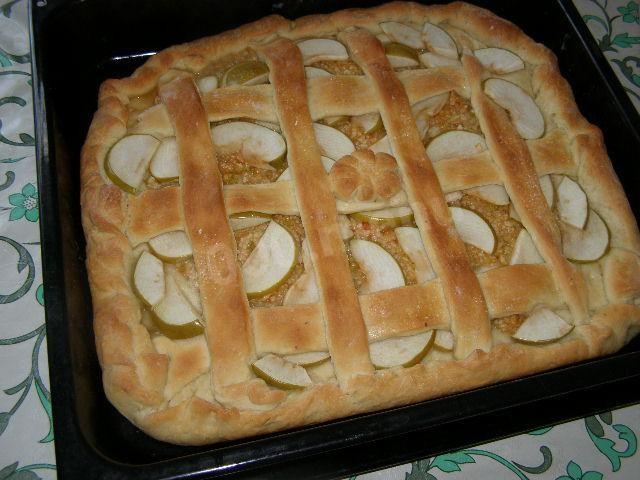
[{"xmin": 329, "ymin": 149, "xmax": 402, "ymax": 202}]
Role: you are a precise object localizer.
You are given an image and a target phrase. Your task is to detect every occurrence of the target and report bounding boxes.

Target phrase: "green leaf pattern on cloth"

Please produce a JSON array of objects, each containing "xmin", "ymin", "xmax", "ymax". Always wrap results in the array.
[
  {"xmin": 585, "ymin": 415, "xmax": 638, "ymax": 471},
  {"xmin": 1, "ymin": 0, "xmax": 56, "ymax": 477},
  {"xmin": 581, "ymin": 0, "xmax": 640, "ymax": 107},
  {"xmin": 555, "ymin": 460, "xmax": 604, "ymax": 480},
  {"xmin": 368, "ymin": 410, "xmax": 638, "ymax": 479},
  {"xmin": 618, "ymin": 1, "xmax": 640, "ymax": 23},
  {"xmin": 7, "ymin": 182, "xmax": 38, "ymax": 222}
]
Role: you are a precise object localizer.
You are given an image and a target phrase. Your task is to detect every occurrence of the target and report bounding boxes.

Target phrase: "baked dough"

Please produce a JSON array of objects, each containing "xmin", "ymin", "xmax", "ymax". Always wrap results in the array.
[{"xmin": 81, "ymin": 1, "xmax": 640, "ymax": 445}]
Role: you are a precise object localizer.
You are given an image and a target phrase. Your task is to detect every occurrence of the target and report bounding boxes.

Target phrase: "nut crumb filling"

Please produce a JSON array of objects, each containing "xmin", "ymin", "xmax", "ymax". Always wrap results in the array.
[
  {"xmin": 310, "ymin": 59, "xmax": 363, "ymax": 75},
  {"xmin": 426, "ymin": 91, "xmax": 481, "ymax": 141},
  {"xmin": 494, "ymin": 314, "xmax": 525, "ymax": 336},
  {"xmin": 325, "ymin": 116, "xmax": 386, "ymax": 150},
  {"xmin": 448, "ymin": 193, "xmax": 522, "ymax": 269},
  {"xmin": 217, "ymin": 152, "xmax": 285, "ymax": 185}
]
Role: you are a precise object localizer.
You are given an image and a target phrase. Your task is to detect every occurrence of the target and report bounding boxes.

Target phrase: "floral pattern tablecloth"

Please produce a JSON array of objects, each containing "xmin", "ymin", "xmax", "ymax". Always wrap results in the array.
[{"xmin": 0, "ymin": 0, "xmax": 638, "ymax": 478}]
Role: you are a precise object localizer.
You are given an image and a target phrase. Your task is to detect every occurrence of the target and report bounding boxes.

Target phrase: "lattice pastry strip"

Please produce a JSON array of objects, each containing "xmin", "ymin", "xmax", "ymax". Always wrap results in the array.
[
  {"xmin": 461, "ymin": 55, "xmax": 589, "ymax": 324},
  {"xmin": 158, "ymin": 77, "xmax": 257, "ymax": 391},
  {"xmin": 258, "ymin": 38, "xmax": 374, "ymax": 385},
  {"xmin": 79, "ymin": 1, "xmax": 640, "ymax": 445},
  {"xmin": 339, "ymin": 28, "xmax": 492, "ymax": 359}
]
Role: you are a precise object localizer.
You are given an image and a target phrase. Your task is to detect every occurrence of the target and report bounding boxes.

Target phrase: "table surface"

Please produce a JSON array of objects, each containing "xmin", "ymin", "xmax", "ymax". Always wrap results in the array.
[{"xmin": 1, "ymin": 0, "xmax": 639, "ymax": 478}]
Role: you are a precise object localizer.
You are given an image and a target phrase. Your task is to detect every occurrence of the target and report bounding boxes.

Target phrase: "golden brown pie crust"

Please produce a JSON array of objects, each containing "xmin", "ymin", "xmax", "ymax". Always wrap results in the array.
[{"xmin": 81, "ymin": 1, "xmax": 640, "ymax": 445}]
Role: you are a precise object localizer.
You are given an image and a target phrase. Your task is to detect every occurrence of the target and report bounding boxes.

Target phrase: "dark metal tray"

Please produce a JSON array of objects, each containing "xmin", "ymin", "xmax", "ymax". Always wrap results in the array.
[{"xmin": 30, "ymin": 0, "xmax": 640, "ymax": 478}]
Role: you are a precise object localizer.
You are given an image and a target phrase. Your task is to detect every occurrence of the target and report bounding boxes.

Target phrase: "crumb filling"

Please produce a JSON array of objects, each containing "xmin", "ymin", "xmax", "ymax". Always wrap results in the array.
[
  {"xmin": 323, "ymin": 116, "xmax": 386, "ymax": 150},
  {"xmin": 425, "ymin": 91, "xmax": 481, "ymax": 142},
  {"xmin": 310, "ymin": 59, "xmax": 363, "ymax": 75},
  {"xmin": 448, "ymin": 193, "xmax": 522, "ymax": 269},
  {"xmin": 217, "ymin": 151, "xmax": 286, "ymax": 185},
  {"xmin": 494, "ymin": 314, "xmax": 525, "ymax": 336}
]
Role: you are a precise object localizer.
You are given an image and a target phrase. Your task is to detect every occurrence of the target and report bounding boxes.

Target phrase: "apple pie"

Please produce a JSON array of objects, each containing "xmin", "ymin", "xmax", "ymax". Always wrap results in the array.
[{"xmin": 80, "ymin": 1, "xmax": 640, "ymax": 445}]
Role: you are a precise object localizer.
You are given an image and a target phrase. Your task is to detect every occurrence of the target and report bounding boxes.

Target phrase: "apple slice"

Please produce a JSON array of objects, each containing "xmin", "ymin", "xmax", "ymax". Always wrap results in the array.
[
  {"xmin": 484, "ymin": 78, "xmax": 544, "ymax": 139},
  {"xmin": 134, "ymin": 251, "xmax": 165, "ymax": 308},
  {"xmin": 152, "ymin": 274, "xmax": 204, "ymax": 339},
  {"xmin": 352, "ymin": 207, "xmax": 414, "ymax": 228},
  {"xmin": 305, "ymin": 66, "xmax": 332, "ymax": 78},
  {"xmin": 415, "ymin": 117, "xmax": 430, "ymax": 140},
  {"xmin": 105, "ymin": 134, "xmax": 159, "ymax": 193},
  {"xmin": 419, "ymin": 52, "xmax": 461, "ymax": 67},
  {"xmin": 130, "ymin": 104, "xmax": 173, "ymax": 138},
  {"xmin": 349, "ymin": 239, "xmax": 405, "ymax": 293},
  {"xmin": 370, "ymin": 135, "xmax": 393, "ymax": 155},
  {"xmin": 422, "ymin": 22, "xmax": 458, "ymax": 59},
  {"xmin": 277, "ymin": 156, "xmax": 334, "ymax": 181},
  {"xmin": 284, "ymin": 239, "xmax": 318, "ymax": 305},
  {"xmin": 512, "ymin": 308, "xmax": 574, "ymax": 344},
  {"xmin": 229, "ymin": 211, "xmax": 272, "ymax": 230},
  {"xmin": 510, "ymin": 228, "xmax": 544, "ymax": 265},
  {"xmin": 380, "ymin": 22, "xmax": 424, "ymax": 49},
  {"xmin": 196, "ymin": 75, "xmax": 219, "ymax": 93},
  {"xmin": 211, "ymin": 121, "xmax": 286, "ymax": 167},
  {"xmin": 324, "ymin": 115, "xmax": 347, "ymax": 126},
  {"xmin": 445, "ymin": 191, "xmax": 463, "ymax": 203},
  {"xmin": 254, "ymin": 121, "xmax": 281, "ymax": 133},
  {"xmin": 509, "ymin": 204, "xmax": 521, "ymax": 222},
  {"xmin": 556, "ymin": 176, "xmax": 588, "ymax": 229},
  {"xmin": 426, "ymin": 131, "xmax": 487, "ymax": 162},
  {"xmin": 283, "ymin": 268, "xmax": 318, "ymax": 305},
  {"xmin": 385, "ymin": 42, "xmax": 420, "ymax": 68},
  {"xmin": 561, "ymin": 209, "xmax": 610, "ymax": 263},
  {"xmin": 369, "ymin": 331, "xmax": 435, "ymax": 369},
  {"xmin": 338, "ymin": 214, "xmax": 354, "ymax": 240},
  {"xmin": 551, "ymin": 173, "xmax": 564, "ymax": 190},
  {"xmin": 377, "ymin": 33, "xmax": 391, "ymax": 44},
  {"xmin": 540, "ymin": 174, "xmax": 554, "ymax": 207},
  {"xmin": 148, "ymin": 230, "xmax": 192, "ymax": 262},
  {"xmin": 150, "ymin": 137, "xmax": 179, "ymax": 182},
  {"xmin": 353, "ymin": 112, "xmax": 382, "ymax": 134},
  {"xmin": 473, "ymin": 48, "xmax": 525, "ymax": 74},
  {"xmin": 157, "ymin": 69, "xmax": 191, "ymax": 86},
  {"xmin": 412, "ymin": 93, "xmax": 448, "ymax": 140},
  {"xmin": 242, "ymin": 221, "xmax": 297, "ymax": 298},
  {"xmin": 313, "ymin": 123, "xmax": 355, "ymax": 160},
  {"xmin": 251, "ymin": 353, "xmax": 313, "ymax": 390},
  {"xmin": 466, "ymin": 184, "xmax": 510, "ymax": 205},
  {"xmin": 165, "ymin": 265, "xmax": 202, "ymax": 313},
  {"xmin": 252, "ymin": 354, "xmax": 312, "ymax": 389},
  {"xmin": 450, "ymin": 206, "xmax": 496, "ymax": 254},
  {"xmin": 283, "ymin": 351, "xmax": 330, "ymax": 367},
  {"xmin": 444, "ymin": 190, "xmax": 463, "ymax": 203},
  {"xmin": 298, "ymin": 38, "xmax": 348, "ymax": 65},
  {"xmin": 395, "ymin": 226, "xmax": 435, "ymax": 283},
  {"xmin": 222, "ymin": 60, "xmax": 269, "ymax": 87},
  {"xmin": 433, "ymin": 330, "xmax": 454, "ymax": 352},
  {"xmin": 412, "ymin": 92, "xmax": 449, "ymax": 117}
]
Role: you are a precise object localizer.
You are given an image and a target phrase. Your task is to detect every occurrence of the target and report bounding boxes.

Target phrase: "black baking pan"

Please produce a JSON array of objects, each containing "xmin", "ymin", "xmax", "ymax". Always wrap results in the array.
[{"xmin": 30, "ymin": 0, "xmax": 640, "ymax": 478}]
